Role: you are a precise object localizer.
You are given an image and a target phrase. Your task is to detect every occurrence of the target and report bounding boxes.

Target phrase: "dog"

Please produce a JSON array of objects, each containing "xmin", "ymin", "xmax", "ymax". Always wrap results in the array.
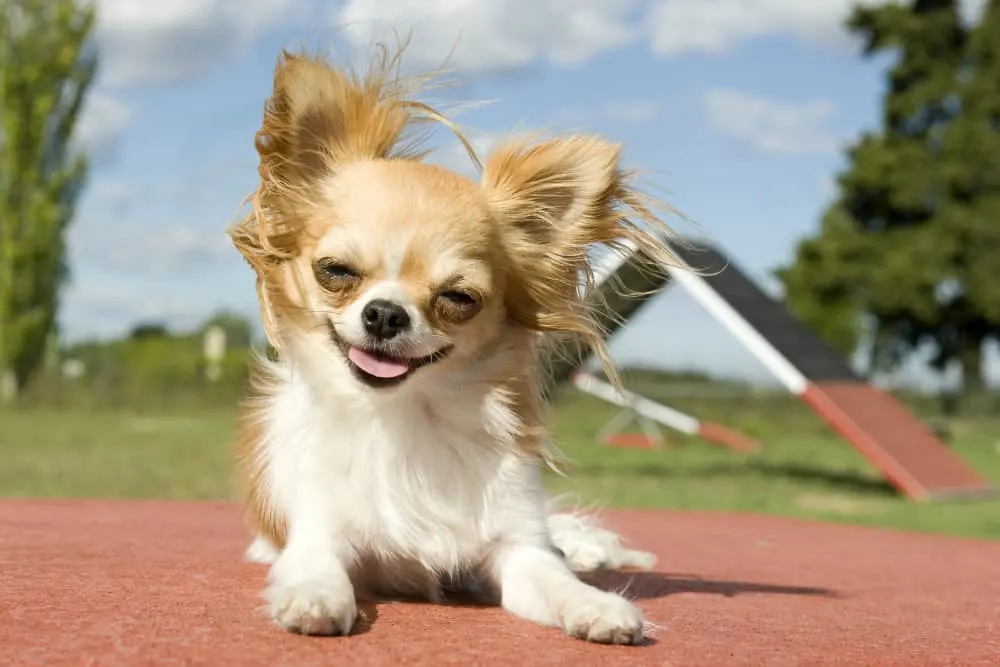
[{"xmin": 227, "ymin": 45, "xmax": 680, "ymax": 645}]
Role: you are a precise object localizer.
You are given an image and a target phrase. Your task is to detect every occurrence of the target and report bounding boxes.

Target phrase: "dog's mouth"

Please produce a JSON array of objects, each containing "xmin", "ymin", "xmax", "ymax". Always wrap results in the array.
[{"xmin": 327, "ymin": 322, "xmax": 452, "ymax": 388}]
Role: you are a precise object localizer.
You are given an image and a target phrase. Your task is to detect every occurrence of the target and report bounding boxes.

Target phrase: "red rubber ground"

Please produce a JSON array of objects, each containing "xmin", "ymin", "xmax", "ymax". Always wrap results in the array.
[{"xmin": 3, "ymin": 500, "xmax": 999, "ymax": 666}]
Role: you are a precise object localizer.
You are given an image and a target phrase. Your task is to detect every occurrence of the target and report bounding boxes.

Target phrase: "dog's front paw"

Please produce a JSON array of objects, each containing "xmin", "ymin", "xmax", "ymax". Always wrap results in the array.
[
  {"xmin": 266, "ymin": 579, "xmax": 357, "ymax": 636},
  {"xmin": 562, "ymin": 590, "xmax": 645, "ymax": 645},
  {"xmin": 548, "ymin": 512, "xmax": 657, "ymax": 573}
]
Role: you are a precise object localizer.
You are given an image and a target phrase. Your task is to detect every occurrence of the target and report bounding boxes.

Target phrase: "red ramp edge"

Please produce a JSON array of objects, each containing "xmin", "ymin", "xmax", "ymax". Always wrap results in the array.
[
  {"xmin": 802, "ymin": 382, "xmax": 995, "ymax": 501},
  {"xmin": 697, "ymin": 421, "xmax": 760, "ymax": 453}
]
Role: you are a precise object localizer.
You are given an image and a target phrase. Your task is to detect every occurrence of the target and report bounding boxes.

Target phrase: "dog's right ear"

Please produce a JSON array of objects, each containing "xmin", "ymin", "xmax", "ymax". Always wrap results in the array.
[
  {"xmin": 254, "ymin": 51, "xmax": 412, "ymax": 189},
  {"xmin": 232, "ymin": 51, "xmax": 414, "ymax": 271}
]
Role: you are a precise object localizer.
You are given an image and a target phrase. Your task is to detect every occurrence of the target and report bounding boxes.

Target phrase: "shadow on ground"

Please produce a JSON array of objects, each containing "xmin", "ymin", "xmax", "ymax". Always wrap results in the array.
[
  {"xmin": 357, "ymin": 571, "xmax": 836, "ymax": 643},
  {"xmin": 581, "ymin": 570, "xmax": 840, "ymax": 601},
  {"xmin": 423, "ymin": 570, "xmax": 838, "ymax": 608}
]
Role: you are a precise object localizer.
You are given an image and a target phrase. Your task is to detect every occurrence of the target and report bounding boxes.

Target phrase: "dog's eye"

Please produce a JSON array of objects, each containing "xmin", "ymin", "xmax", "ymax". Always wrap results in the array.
[
  {"xmin": 440, "ymin": 290, "xmax": 477, "ymax": 307},
  {"xmin": 314, "ymin": 260, "xmax": 360, "ymax": 291},
  {"xmin": 434, "ymin": 290, "xmax": 482, "ymax": 323},
  {"xmin": 316, "ymin": 260, "xmax": 358, "ymax": 279}
]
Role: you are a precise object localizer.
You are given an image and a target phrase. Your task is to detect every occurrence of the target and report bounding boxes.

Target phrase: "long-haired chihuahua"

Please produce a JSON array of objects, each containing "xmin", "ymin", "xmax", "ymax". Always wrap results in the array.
[{"xmin": 227, "ymin": 44, "xmax": 680, "ymax": 645}]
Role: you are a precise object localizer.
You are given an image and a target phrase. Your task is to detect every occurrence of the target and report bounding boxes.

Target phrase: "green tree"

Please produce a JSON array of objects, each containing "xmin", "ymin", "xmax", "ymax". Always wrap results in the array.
[
  {"xmin": 0, "ymin": 0, "xmax": 97, "ymax": 401},
  {"xmin": 129, "ymin": 322, "xmax": 170, "ymax": 340},
  {"xmin": 778, "ymin": 0, "xmax": 1000, "ymax": 391},
  {"xmin": 932, "ymin": 0, "xmax": 1000, "ymax": 390}
]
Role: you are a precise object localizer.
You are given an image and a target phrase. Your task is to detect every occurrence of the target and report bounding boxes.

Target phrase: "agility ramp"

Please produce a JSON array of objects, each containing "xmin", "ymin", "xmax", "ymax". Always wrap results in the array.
[
  {"xmin": 542, "ymin": 241, "xmax": 760, "ymax": 453},
  {"xmin": 543, "ymin": 245, "xmax": 670, "ymax": 386},
  {"xmin": 663, "ymin": 240, "xmax": 994, "ymax": 501},
  {"xmin": 547, "ymin": 236, "xmax": 993, "ymax": 501}
]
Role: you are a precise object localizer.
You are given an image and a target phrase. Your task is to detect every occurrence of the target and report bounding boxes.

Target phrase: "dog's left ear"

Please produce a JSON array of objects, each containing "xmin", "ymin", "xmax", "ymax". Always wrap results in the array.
[
  {"xmin": 482, "ymin": 135, "xmax": 645, "ymax": 332},
  {"xmin": 482, "ymin": 135, "xmax": 621, "ymax": 247},
  {"xmin": 481, "ymin": 134, "xmax": 679, "ymax": 384}
]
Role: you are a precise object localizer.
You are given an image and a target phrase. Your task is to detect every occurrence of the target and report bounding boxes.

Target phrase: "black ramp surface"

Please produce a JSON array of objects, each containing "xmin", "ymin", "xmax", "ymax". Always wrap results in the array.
[
  {"xmin": 543, "ymin": 252, "xmax": 670, "ymax": 386},
  {"xmin": 671, "ymin": 241, "xmax": 860, "ymax": 383}
]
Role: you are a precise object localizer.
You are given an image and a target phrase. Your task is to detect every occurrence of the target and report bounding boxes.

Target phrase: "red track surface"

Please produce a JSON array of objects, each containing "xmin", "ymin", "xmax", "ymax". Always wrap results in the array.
[{"xmin": 3, "ymin": 500, "xmax": 999, "ymax": 666}]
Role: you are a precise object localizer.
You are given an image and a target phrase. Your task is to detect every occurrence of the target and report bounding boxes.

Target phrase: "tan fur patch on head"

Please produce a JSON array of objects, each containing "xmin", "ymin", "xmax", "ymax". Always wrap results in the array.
[{"xmin": 297, "ymin": 159, "xmax": 506, "ymax": 355}]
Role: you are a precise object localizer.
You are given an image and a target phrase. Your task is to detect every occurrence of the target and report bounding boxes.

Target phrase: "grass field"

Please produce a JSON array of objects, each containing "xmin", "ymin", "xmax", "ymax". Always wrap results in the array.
[{"xmin": 2, "ymin": 387, "xmax": 999, "ymax": 540}]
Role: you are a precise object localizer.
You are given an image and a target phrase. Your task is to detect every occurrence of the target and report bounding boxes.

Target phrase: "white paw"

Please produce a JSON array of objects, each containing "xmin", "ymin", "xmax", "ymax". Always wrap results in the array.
[
  {"xmin": 548, "ymin": 511, "xmax": 657, "ymax": 573},
  {"xmin": 244, "ymin": 536, "xmax": 280, "ymax": 564},
  {"xmin": 562, "ymin": 542, "xmax": 657, "ymax": 573},
  {"xmin": 562, "ymin": 590, "xmax": 645, "ymax": 645},
  {"xmin": 266, "ymin": 579, "xmax": 357, "ymax": 636}
]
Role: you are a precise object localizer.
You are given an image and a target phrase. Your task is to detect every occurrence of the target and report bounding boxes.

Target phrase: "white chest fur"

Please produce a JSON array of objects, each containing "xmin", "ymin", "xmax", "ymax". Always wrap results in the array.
[
  {"xmin": 250, "ymin": 360, "xmax": 655, "ymax": 643},
  {"xmin": 255, "ymin": 361, "xmax": 551, "ymax": 578}
]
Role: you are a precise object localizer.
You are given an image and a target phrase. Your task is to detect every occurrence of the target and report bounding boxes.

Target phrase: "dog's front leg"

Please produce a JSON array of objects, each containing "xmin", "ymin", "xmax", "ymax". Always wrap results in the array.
[
  {"xmin": 490, "ymin": 543, "xmax": 645, "ymax": 645},
  {"xmin": 264, "ymin": 508, "xmax": 356, "ymax": 636}
]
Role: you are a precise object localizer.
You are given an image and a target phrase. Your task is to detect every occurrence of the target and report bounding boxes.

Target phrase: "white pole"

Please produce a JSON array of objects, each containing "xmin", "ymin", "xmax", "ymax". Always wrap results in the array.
[
  {"xmin": 573, "ymin": 372, "xmax": 700, "ymax": 436},
  {"xmin": 664, "ymin": 263, "xmax": 809, "ymax": 395}
]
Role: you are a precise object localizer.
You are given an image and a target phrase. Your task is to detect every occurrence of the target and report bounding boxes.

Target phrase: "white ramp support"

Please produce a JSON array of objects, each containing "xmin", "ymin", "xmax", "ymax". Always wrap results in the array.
[{"xmin": 572, "ymin": 372, "xmax": 759, "ymax": 452}]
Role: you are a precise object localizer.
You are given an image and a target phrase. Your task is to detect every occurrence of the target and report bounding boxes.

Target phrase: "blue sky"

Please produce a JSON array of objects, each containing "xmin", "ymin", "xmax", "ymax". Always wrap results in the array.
[{"xmin": 63, "ymin": 0, "xmax": 995, "ymax": 389}]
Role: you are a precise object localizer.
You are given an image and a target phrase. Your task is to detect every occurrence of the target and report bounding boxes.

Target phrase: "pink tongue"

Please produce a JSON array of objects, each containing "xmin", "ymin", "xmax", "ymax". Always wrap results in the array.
[{"xmin": 348, "ymin": 346, "xmax": 410, "ymax": 378}]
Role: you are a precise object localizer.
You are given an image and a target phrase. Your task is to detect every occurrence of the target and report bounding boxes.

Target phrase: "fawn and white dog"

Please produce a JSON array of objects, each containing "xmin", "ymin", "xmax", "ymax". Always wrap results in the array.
[{"xmin": 227, "ymin": 46, "xmax": 679, "ymax": 645}]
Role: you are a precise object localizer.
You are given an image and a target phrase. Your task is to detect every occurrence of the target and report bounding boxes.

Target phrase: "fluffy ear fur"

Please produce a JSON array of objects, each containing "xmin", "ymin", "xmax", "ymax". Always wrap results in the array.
[
  {"xmin": 253, "ymin": 50, "xmax": 420, "ymax": 190},
  {"xmin": 481, "ymin": 135, "xmax": 680, "ymax": 380},
  {"xmin": 233, "ymin": 48, "xmax": 419, "ymax": 260}
]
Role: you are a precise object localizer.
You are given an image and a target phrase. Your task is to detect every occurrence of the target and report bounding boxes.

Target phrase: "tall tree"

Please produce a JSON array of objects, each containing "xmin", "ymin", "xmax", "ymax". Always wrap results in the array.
[
  {"xmin": 932, "ymin": 0, "xmax": 1000, "ymax": 390},
  {"xmin": 777, "ymin": 0, "xmax": 998, "ymax": 390},
  {"xmin": 0, "ymin": 0, "xmax": 97, "ymax": 401}
]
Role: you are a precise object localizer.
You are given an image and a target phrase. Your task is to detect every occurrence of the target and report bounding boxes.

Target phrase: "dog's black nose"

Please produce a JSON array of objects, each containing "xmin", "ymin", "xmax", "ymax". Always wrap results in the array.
[{"xmin": 361, "ymin": 299, "xmax": 411, "ymax": 340}]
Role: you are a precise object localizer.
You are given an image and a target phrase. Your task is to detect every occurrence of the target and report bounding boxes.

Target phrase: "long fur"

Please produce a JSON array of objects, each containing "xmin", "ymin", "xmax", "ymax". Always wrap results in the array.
[{"xmin": 227, "ymin": 43, "xmax": 680, "ymax": 645}]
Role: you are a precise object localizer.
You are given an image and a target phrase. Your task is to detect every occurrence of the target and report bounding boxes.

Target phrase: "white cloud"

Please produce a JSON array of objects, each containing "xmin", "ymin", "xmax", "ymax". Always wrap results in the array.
[
  {"xmin": 704, "ymin": 89, "xmax": 841, "ymax": 156},
  {"xmin": 85, "ymin": 0, "xmax": 991, "ymax": 90},
  {"xmin": 646, "ymin": 0, "xmax": 876, "ymax": 56},
  {"xmin": 646, "ymin": 0, "xmax": 985, "ymax": 58},
  {"xmin": 74, "ymin": 92, "xmax": 132, "ymax": 164},
  {"xmin": 335, "ymin": 0, "xmax": 638, "ymax": 72},
  {"xmin": 94, "ymin": 0, "xmax": 310, "ymax": 88}
]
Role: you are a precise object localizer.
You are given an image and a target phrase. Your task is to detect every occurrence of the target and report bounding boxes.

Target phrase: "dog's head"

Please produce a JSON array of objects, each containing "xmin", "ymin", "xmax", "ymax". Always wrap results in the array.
[{"xmin": 230, "ymin": 49, "xmax": 678, "ymax": 395}]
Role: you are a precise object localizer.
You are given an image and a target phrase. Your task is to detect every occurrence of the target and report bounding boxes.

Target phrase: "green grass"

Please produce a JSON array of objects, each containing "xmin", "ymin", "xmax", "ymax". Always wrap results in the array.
[
  {"xmin": 2, "ymin": 389, "xmax": 999, "ymax": 539},
  {"xmin": 0, "ymin": 407, "xmax": 240, "ymax": 500},
  {"xmin": 547, "ymin": 391, "xmax": 1000, "ymax": 540}
]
